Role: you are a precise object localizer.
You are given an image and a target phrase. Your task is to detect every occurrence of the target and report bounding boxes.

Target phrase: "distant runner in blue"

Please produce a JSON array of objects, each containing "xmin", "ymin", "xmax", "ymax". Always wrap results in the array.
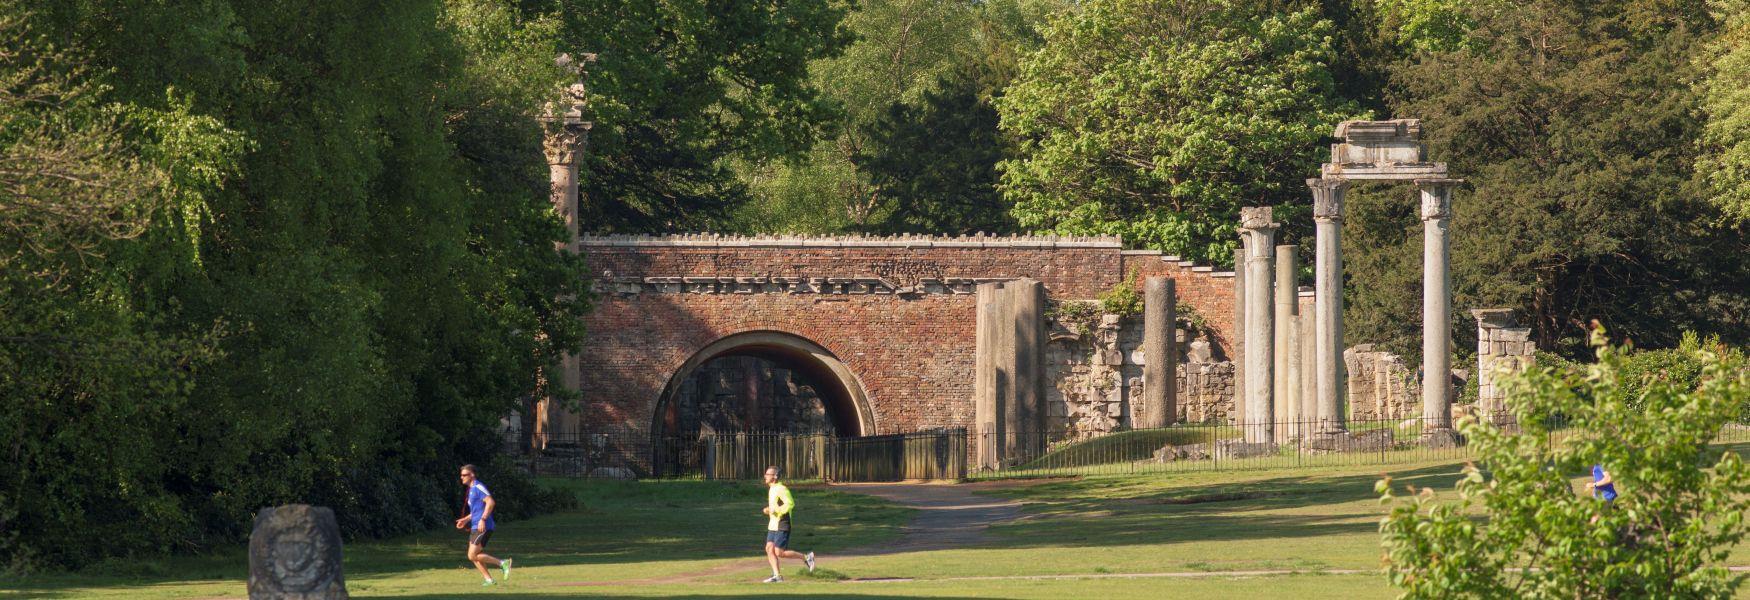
[
  {"xmin": 1586, "ymin": 464, "xmax": 1617, "ymax": 502},
  {"xmin": 453, "ymin": 464, "xmax": 512, "ymax": 587},
  {"xmin": 1585, "ymin": 463, "xmax": 1617, "ymax": 526}
]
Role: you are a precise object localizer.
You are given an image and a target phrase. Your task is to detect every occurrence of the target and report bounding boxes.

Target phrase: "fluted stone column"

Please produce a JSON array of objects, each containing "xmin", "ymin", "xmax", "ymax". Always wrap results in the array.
[
  {"xmin": 1240, "ymin": 207, "xmax": 1278, "ymax": 443},
  {"xmin": 1418, "ymin": 179, "xmax": 1461, "ymax": 433},
  {"xmin": 1309, "ymin": 178, "xmax": 1349, "ymax": 434},
  {"xmin": 1143, "ymin": 277, "xmax": 1178, "ymax": 428},
  {"xmin": 1272, "ymin": 245, "xmax": 1298, "ymax": 442},
  {"xmin": 537, "ymin": 120, "xmax": 590, "ymax": 443}
]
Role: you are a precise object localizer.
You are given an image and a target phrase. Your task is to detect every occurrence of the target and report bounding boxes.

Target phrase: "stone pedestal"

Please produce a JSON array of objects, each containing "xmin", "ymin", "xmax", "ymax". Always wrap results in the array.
[
  {"xmin": 249, "ymin": 505, "xmax": 348, "ymax": 599},
  {"xmin": 1472, "ymin": 308, "xmax": 1535, "ymax": 422},
  {"xmin": 1142, "ymin": 277, "xmax": 1178, "ymax": 428},
  {"xmin": 1309, "ymin": 178, "xmax": 1349, "ymax": 434},
  {"xmin": 1417, "ymin": 179, "xmax": 1461, "ymax": 435},
  {"xmin": 1239, "ymin": 207, "xmax": 1278, "ymax": 443}
]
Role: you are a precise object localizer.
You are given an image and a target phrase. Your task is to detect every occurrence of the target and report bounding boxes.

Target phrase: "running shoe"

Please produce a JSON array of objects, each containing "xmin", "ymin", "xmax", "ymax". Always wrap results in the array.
[
  {"xmin": 482, "ymin": 579, "xmax": 496, "ymax": 587},
  {"xmin": 805, "ymin": 551, "xmax": 816, "ymax": 572},
  {"xmin": 762, "ymin": 575, "xmax": 783, "ymax": 583},
  {"xmin": 501, "ymin": 557, "xmax": 513, "ymax": 580}
]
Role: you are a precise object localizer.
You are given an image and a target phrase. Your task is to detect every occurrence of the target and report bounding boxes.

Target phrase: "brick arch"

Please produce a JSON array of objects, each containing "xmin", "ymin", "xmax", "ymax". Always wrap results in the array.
[
  {"xmin": 651, "ymin": 329, "xmax": 876, "ymax": 437},
  {"xmin": 569, "ymin": 234, "xmax": 1239, "ymax": 439}
]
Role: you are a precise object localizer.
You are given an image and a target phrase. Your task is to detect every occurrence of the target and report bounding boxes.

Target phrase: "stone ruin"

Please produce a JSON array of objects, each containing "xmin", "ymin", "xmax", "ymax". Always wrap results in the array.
[
  {"xmin": 1043, "ymin": 305, "xmax": 1234, "ymax": 439},
  {"xmin": 1343, "ymin": 345, "xmax": 1420, "ymax": 421},
  {"xmin": 249, "ymin": 504, "xmax": 348, "ymax": 599}
]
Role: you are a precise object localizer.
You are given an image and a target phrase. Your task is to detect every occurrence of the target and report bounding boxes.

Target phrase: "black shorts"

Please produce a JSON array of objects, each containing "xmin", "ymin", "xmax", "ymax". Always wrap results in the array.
[
  {"xmin": 765, "ymin": 530, "xmax": 790, "ymax": 549},
  {"xmin": 469, "ymin": 528, "xmax": 494, "ymax": 547}
]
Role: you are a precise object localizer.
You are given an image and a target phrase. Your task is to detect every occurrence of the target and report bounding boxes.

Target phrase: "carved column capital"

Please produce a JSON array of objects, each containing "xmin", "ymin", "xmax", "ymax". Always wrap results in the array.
[
  {"xmin": 542, "ymin": 122, "xmax": 592, "ymax": 166},
  {"xmin": 1415, "ymin": 178, "xmax": 1462, "ymax": 221},
  {"xmin": 1307, "ymin": 178, "xmax": 1348, "ymax": 222},
  {"xmin": 1239, "ymin": 206, "xmax": 1277, "ymax": 230},
  {"xmin": 1238, "ymin": 206, "xmax": 1279, "ymax": 257}
]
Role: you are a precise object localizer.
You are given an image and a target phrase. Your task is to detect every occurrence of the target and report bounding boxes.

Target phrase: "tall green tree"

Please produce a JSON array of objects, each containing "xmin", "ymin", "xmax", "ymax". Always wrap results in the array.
[
  {"xmin": 561, "ymin": 0, "xmax": 854, "ymax": 232},
  {"xmin": 997, "ymin": 0, "xmax": 1360, "ymax": 263},
  {"xmin": 1698, "ymin": 0, "xmax": 1750, "ymax": 224},
  {"xmin": 734, "ymin": 0, "xmax": 1062, "ymax": 235},
  {"xmin": 852, "ymin": 69, "xmax": 1016, "ymax": 234},
  {"xmin": 6, "ymin": 0, "xmax": 584, "ymax": 566},
  {"xmin": 0, "ymin": 3, "xmax": 244, "ymax": 566},
  {"xmin": 1348, "ymin": 0, "xmax": 1750, "ymax": 360}
]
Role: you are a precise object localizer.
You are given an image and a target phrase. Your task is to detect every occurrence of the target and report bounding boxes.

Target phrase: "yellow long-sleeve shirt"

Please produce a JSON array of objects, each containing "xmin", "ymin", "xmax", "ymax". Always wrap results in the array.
[{"xmin": 767, "ymin": 483, "xmax": 794, "ymax": 531}]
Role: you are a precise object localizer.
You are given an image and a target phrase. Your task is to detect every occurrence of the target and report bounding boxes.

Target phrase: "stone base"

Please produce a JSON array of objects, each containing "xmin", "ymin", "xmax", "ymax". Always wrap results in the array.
[
  {"xmin": 1306, "ymin": 428, "xmax": 1395, "ymax": 453},
  {"xmin": 1421, "ymin": 427, "xmax": 1461, "ymax": 448},
  {"xmin": 1216, "ymin": 440, "xmax": 1279, "ymax": 459},
  {"xmin": 1152, "ymin": 439, "xmax": 1278, "ymax": 462}
]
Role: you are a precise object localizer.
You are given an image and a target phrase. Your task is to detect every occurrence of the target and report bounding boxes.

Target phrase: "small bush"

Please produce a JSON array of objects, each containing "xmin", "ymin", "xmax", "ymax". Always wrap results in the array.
[{"xmin": 1379, "ymin": 326, "xmax": 1750, "ymax": 598}]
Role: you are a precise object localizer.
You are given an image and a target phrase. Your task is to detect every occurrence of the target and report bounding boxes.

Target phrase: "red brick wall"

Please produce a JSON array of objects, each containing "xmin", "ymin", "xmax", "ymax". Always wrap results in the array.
[
  {"xmin": 575, "ymin": 236, "xmax": 1237, "ymax": 436},
  {"xmin": 1120, "ymin": 252, "xmax": 1239, "ymax": 360}
]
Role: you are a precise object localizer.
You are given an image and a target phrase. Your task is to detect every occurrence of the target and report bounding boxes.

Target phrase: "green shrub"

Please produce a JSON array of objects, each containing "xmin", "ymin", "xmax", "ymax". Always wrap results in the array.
[
  {"xmin": 1379, "ymin": 326, "xmax": 1750, "ymax": 598},
  {"xmin": 1098, "ymin": 270, "xmax": 1143, "ymax": 318}
]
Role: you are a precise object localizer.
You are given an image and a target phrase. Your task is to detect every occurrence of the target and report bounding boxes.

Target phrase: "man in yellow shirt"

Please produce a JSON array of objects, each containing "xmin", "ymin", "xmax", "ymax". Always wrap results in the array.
[{"xmin": 761, "ymin": 465, "xmax": 815, "ymax": 582}]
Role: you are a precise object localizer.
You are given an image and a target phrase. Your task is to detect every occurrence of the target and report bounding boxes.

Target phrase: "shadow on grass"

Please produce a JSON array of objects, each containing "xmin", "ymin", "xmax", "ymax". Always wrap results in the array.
[
  {"xmin": 382, "ymin": 594, "xmax": 990, "ymax": 600},
  {"xmin": 969, "ymin": 462, "xmax": 1470, "ymax": 551},
  {"xmin": 0, "ymin": 479, "xmax": 913, "ymax": 598}
]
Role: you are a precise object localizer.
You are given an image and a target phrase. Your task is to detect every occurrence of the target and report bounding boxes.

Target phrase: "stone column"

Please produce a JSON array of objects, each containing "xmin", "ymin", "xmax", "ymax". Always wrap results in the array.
[
  {"xmin": 1297, "ymin": 306, "xmax": 1316, "ymax": 438},
  {"xmin": 1240, "ymin": 207, "xmax": 1278, "ymax": 443},
  {"xmin": 1417, "ymin": 179, "xmax": 1461, "ymax": 434},
  {"xmin": 973, "ymin": 279, "xmax": 1045, "ymax": 467},
  {"xmin": 1143, "ymin": 277, "xmax": 1178, "ymax": 428},
  {"xmin": 1272, "ymin": 245, "xmax": 1298, "ymax": 442},
  {"xmin": 1008, "ymin": 279, "xmax": 1046, "ymax": 458},
  {"xmin": 535, "ymin": 119, "xmax": 590, "ymax": 444},
  {"xmin": 974, "ymin": 283, "xmax": 1004, "ymax": 469},
  {"xmin": 1232, "ymin": 241, "xmax": 1246, "ymax": 423},
  {"xmin": 1309, "ymin": 178, "xmax": 1349, "ymax": 434}
]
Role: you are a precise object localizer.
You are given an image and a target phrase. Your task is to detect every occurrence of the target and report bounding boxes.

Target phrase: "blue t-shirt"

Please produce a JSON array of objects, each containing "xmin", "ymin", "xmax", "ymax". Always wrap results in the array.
[
  {"xmin": 1592, "ymin": 465, "xmax": 1617, "ymax": 502},
  {"xmin": 468, "ymin": 481, "xmax": 496, "ymax": 530}
]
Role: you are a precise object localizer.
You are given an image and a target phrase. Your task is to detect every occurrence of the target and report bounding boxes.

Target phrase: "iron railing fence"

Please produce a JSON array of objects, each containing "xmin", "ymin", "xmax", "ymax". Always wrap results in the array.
[
  {"xmin": 517, "ymin": 429, "xmax": 967, "ymax": 482},
  {"xmin": 969, "ymin": 416, "xmax": 1487, "ymax": 479},
  {"xmin": 510, "ymin": 417, "xmax": 1750, "ymax": 481}
]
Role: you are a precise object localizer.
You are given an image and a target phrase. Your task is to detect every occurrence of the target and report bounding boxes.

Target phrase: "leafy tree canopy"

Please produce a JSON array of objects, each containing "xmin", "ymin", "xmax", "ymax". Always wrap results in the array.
[{"xmin": 997, "ymin": 0, "xmax": 1361, "ymax": 264}]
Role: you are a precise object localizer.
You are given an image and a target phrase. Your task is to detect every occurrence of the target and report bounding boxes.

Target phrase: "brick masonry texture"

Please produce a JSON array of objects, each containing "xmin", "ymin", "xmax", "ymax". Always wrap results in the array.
[{"xmin": 575, "ymin": 235, "xmax": 1238, "ymax": 437}]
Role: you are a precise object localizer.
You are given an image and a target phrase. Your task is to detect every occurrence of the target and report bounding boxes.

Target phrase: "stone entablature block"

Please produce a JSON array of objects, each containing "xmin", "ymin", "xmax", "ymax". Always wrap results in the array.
[{"xmin": 1322, "ymin": 119, "xmax": 1448, "ymax": 180}]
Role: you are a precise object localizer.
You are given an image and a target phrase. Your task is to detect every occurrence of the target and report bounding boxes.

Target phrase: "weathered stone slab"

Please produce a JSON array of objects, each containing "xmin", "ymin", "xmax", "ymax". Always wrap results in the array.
[
  {"xmin": 589, "ymin": 466, "xmax": 635, "ymax": 479},
  {"xmin": 249, "ymin": 504, "xmax": 348, "ymax": 599},
  {"xmin": 1421, "ymin": 428, "xmax": 1462, "ymax": 449},
  {"xmin": 1306, "ymin": 428, "xmax": 1395, "ymax": 453}
]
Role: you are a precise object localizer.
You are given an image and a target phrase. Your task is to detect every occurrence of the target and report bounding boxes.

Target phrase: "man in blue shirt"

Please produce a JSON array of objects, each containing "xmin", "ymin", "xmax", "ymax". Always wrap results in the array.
[
  {"xmin": 454, "ymin": 464, "xmax": 512, "ymax": 586},
  {"xmin": 1586, "ymin": 464, "xmax": 1617, "ymax": 502},
  {"xmin": 1585, "ymin": 463, "xmax": 1617, "ymax": 526}
]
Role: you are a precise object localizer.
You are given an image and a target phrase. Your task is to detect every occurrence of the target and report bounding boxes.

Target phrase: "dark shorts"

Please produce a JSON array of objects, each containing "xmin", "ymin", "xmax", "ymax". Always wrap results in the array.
[
  {"xmin": 765, "ymin": 530, "xmax": 790, "ymax": 549},
  {"xmin": 469, "ymin": 528, "xmax": 494, "ymax": 548}
]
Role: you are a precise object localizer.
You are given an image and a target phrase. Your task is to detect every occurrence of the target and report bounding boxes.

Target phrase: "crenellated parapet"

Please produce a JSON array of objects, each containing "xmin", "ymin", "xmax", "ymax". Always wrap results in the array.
[{"xmin": 579, "ymin": 232, "xmax": 1124, "ymax": 248}]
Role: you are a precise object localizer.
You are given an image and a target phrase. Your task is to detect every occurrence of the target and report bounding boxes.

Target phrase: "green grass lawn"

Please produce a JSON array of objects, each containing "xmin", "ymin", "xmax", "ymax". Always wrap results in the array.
[{"xmin": 10, "ymin": 458, "xmax": 1750, "ymax": 599}]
